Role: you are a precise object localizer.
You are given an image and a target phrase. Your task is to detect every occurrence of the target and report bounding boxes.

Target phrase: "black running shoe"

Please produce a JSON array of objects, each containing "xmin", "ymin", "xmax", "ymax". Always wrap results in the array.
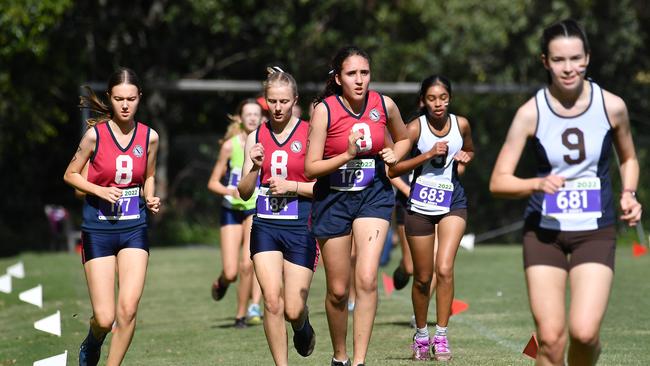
[
  {"xmin": 293, "ymin": 317, "xmax": 316, "ymax": 357},
  {"xmin": 79, "ymin": 328, "xmax": 105, "ymax": 366},
  {"xmin": 234, "ymin": 317, "xmax": 247, "ymax": 328},
  {"xmin": 330, "ymin": 358, "xmax": 350, "ymax": 366},
  {"xmin": 393, "ymin": 265, "xmax": 411, "ymax": 290},
  {"xmin": 211, "ymin": 276, "xmax": 229, "ymax": 301}
]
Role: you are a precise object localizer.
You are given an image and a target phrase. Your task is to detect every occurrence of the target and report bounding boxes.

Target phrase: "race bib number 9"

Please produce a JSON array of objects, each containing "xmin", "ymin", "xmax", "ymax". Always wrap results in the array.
[
  {"xmin": 256, "ymin": 187, "xmax": 298, "ymax": 220},
  {"xmin": 98, "ymin": 187, "xmax": 140, "ymax": 220},
  {"xmin": 330, "ymin": 159, "xmax": 375, "ymax": 191},
  {"xmin": 543, "ymin": 177, "xmax": 602, "ymax": 219},
  {"xmin": 409, "ymin": 176, "xmax": 453, "ymax": 214}
]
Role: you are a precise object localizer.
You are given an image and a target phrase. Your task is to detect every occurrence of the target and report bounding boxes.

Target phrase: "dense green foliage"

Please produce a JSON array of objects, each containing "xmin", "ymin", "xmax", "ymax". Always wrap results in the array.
[{"xmin": 1, "ymin": 0, "xmax": 648, "ymax": 253}]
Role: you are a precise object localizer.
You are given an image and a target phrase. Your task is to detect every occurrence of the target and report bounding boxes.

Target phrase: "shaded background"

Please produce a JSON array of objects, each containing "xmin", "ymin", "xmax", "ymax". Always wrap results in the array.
[{"xmin": 2, "ymin": 0, "xmax": 648, "ymax": 256}]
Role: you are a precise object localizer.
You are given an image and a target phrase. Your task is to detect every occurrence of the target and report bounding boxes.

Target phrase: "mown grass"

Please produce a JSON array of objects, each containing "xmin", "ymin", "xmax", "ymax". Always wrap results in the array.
[{"xmin": 1, "ymin": 244, "xmax": 649, "ymax": 365}]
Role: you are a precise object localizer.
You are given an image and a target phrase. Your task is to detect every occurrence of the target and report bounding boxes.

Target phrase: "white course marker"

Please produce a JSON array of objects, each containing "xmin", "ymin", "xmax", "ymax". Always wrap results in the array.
[
  {"xmin": 33, "ymin": 350, "xmax": 67, "ymax": 366},
  {"xmin": 19, "ymin": 284, "xmax": 43, "ymax": 308},
  {"xmin": 7, "ymin": 261, "xmax": 25, "ymax": 278},
  {"xmin": 34, "ymin": 310, "xmax": 61, "ymax": 336},
  {"xmin": 0, "ymin": 273, "xmax": 11, "ymax": 293},
  {"xmin": 460, "ymin": 233, "xmax": 475, "ymax": 251}
]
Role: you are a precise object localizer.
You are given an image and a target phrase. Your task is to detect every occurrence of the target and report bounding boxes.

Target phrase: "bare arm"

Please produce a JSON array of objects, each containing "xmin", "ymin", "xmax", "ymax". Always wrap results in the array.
[
  {"xmin": 304, "ymin": 102, "xmax": 362, "ymax": 179},
  {"xmin": 454, "ymin": 116, "xmax": 475, "ymax": 167},
  {"xmin": 207, "ymin": 139, "xmax": 238, "ymax": 197},
  {"xmin": 605, "ymin": 91, "xmax": 642, "ymax": 225},
  {"xmin": 379, "ymin": 96, "xmax": 410, "ymax": 166},
  {"xmin": 144, "ymin": 129, "xmax": 161, "ymax": 214},
  {"xmin": 63, "ymin": 128, "xmax": 122, "ymax": 204},
  {"xmin": 238, "ymin": 131, "xmax": 262, "ymax": 201},
  {"xmin": 489, "ymin": 98, "xmax": 564, "ymax": 198}
]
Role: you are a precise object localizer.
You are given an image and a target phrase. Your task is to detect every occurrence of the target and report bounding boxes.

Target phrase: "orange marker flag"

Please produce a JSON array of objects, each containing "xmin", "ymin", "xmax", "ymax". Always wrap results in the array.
[
  {"xmin": 522, "ymin": 333, "xmax": 538, "ymax": 360},
  {"xmin": 450, "ymin": 299, "xmax": 469, "ymax": 316},
  {"xmin": 382, "ymin": 272, "xmax": 395, "ymax": 297},
  {"xmin": 632, "ymin": 242, "xmax": 648, "ymax": 257}
]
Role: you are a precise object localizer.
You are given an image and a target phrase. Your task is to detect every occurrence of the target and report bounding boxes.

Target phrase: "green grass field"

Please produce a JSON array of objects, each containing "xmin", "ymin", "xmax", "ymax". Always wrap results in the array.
[{"xmin": 1, "ymin": 244, "xmax": 649, "ymax": 365}]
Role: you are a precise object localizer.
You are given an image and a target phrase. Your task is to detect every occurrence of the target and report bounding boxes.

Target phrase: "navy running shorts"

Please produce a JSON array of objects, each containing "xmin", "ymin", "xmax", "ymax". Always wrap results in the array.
[
  {"xmin": 81, "ymin": 226, "xmax": 148, "ymax": 263},
  {"xmin": 250, "ymin": 223, "xmax": 318, "ymax": 271},
  {"xmin": 220, "ymin": 207, "xmax": 255, "ymax": 226}
]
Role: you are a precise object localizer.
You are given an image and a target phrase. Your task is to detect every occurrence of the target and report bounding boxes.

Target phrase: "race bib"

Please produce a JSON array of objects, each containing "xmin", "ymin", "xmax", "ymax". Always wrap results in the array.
[
  {"xmin": 330, "ymin": 159, "xmax": 375, "ymax": 191},
  {"xmin": 98, "ymin": 187, "xmax": 140, "ymax": 220},
  {"xmin": 409, "ymin": 176, "xmax": 454, "ymax": 214},
  {"xmin": 256, "ymin": 187, "xmax": 298, "ymax": 220},
  {"xmin": 543, "ymin": 177, "xmax": 602, "ymax": 219},
  {"xmin": 228, "ymin": 168, "xmax": 241, "ymax": 188}
]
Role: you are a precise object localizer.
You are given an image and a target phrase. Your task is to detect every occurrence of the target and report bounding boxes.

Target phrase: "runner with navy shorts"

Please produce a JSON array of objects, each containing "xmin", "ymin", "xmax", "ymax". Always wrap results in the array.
[
  {"xmin": 208, "ymin": 98, "xmax": 263, "ymax": 328},
  {"xmin": 64, "ymin": 68, "xmax": 160, "ymax": 366},
  {"xmin": 388, "ymin": 75, "xmax": 474, "ymax": 361},
  {"xmin": 238, "ymin": 67, "xmax": 318, "ymax": 365},
  {"xmin": 305, "ymin": 46, "xmax": 410, "ymax": 366},
  {"xmin": 490, "ymin": 19, "xmax": 642, "ymax": 365}
]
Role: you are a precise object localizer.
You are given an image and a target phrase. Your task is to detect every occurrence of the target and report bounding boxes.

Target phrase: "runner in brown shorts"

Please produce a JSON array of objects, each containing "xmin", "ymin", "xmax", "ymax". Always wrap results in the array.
[{"xmin": 490, "ymin": 19, "xmax": 642, "ymax": 366}]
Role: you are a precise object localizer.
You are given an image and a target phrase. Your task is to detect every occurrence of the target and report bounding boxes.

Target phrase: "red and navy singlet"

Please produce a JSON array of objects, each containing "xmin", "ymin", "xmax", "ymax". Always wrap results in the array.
[
  {"xmin": 82, "ymin": 122, "xmax": 150, "ymax": 232},
  {"xmin": 254, "ymin": 119, "xmax": 313, "ymax": 227},
  {"xmin": 323, "ymin": 90, "xmax": 387, "ymax": 158}
]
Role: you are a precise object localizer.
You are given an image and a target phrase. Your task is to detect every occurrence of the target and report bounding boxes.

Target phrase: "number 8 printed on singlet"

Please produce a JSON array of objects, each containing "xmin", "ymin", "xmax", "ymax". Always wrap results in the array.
[{"xmin": 257, "ymin": 150, "xmax": 298, "ymax": 219}]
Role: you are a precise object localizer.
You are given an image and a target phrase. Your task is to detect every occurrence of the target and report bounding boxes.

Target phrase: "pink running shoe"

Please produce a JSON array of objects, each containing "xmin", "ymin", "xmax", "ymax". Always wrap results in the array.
[
  {"xmin": 411, "ymin": 336, "xmax": 431, "ymax": 361},
  {"xmin": 433, "ymin": 335, "xmax": 452, "ymax": 361}
]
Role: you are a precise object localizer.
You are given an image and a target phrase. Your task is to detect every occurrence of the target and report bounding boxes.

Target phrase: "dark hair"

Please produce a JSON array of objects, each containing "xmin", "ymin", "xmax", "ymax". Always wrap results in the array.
[
  {"xmin": 79, "ymin": 67, "xmax": 142, "ymax": 127},
  {"xmin": 541, "ymin": 19, "xmax": 590, "ymax": 57},
  {"xmin": 313, "ymin": 46, "xmax": 371, "ymax": 105},
  {"xmin": 418, "ymin": 75, "xmax": 452, "ymax": 115}
]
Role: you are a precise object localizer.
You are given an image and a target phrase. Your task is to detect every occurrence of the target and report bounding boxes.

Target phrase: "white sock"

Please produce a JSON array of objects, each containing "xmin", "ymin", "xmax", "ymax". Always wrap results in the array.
[
  {"xmin": 416, "ymin": 326, "xmax": 429, "ymax": 339},
  {"xmin": 435, "ymin": 324, "xmax": 448, "ymax": 337}
]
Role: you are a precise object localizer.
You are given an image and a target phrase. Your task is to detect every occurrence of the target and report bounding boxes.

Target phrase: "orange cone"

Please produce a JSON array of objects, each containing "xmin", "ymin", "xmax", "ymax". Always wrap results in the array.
[
  {"xmin": 450, "ymin": 299, "xmax": 469, "ymax": 316},
  {"xmin": 632, "ymin": 242, "xmax": 648, "ymax": 257},
  {"xmin": 522, "ymin": 333, "xmax": 538, "ymax": 359},
  {"xmin": 382, "ymin": 272, "xmax": 394, "ymax": 297}
]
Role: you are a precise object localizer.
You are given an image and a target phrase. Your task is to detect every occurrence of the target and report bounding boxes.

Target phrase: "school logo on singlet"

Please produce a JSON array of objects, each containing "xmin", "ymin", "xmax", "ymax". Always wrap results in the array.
[
  {"xmin": 369, "ymin": 108, "xmax": 380, "ymax": 122},
  {"xmin": 132, "ymin": 144, "xmax": 144, "ymax": 158},
  {"xmin": 290, "ymin": 140, "xmax": 302, "ymax": 153}
]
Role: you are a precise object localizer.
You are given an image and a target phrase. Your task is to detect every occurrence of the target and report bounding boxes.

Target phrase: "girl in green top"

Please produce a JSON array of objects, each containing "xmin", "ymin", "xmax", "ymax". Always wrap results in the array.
[{"xmin": 208, "ymin": 98, "xmax": 263, "ymax": 327}]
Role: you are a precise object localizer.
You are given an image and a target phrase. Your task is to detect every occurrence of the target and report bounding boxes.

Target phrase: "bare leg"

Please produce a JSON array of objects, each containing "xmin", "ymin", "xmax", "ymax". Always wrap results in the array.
[
  {"xmin": 433, "ymin": 215, "xmax": 466, "ymax": 327},
  {"xmin": 320, "ymin": 235, "xmax": 352, "ymax": 362},
  {"xmin": 351, "ymin": 218, "xmax": 390, "ymax": 365},
  {"xmin": 236, "ymin": 215, "xmax": 254, "ymax": 319},
  {"xmin": 526, "ymin": 265, "xmax": 568, "ymax": 366},
  {"xmin": 567, "ymin": 263, "xmax": 613, "ymax": 366},
  {"xmin": 253, "ymin": 251, "xmax": 287, "ymax": 365},
  {"xmin": 106, "ymin": 249, "xmax": 148, "ymax": 366}
]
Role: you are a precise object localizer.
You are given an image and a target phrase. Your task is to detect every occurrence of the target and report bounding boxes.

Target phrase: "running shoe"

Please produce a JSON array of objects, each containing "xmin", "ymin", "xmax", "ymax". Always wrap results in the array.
[
  {"xmin": 234, "ymin": 317, "xmax": 247, "ymax": 329},
  {"xmin": 393, "ymin": 265, "xmax": 411, "ymax": 290},
  {"xmin": 432, "ymin": 335, "xmax": 452, "ymax": 361},
  {"xmin": 411, "ymin": 335, "xmax": 431, "ymax": 360},
  {"xmin": 79, "ymin": 328, "xmax": 106, "ymax": 366},
  {"xmin": 211, "ymin": 276, "xmax": 229, "ymax": 301},
  {"xmin": 246, "ymin": 303, "xmax": 262, "ymax": 325},
  {"xmin": 347, "ymin": 301, "xmax": 355, "ymax": 312},
  {"xmin": 293, "ymin": 316, "xmax": 316, "ymax": 357},
  {"xmin": 330, "ymin": 358, "xmax": 350, "ymax": 366}
]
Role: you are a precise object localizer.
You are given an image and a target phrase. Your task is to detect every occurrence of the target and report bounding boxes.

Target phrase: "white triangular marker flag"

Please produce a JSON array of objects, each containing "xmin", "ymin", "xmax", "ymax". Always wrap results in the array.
[
  {"xmin": 460, "ymin": 233, "xmax": 475, "ymax": 251},
  {"xmin": 7, "ymin": 261, "xmax": 25, "ymax": 278},
  {"xmin": 0, "ymin": 273, "xmax": 11, "ymax": 293},
  {"xmin": 34, "ymin": 311, "xmax": 61, "ymax": 336},
  {"xmin": 33, "ymin": 350, "xmax": 67, "ymax": 366},
  {"xmin": 19, "ymin": 284, "xmax": 43, "ymax": 308}
]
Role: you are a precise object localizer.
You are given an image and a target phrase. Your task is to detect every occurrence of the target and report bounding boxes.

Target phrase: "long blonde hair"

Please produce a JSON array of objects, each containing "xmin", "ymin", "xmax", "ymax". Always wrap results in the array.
[{"xmin": 219, "ymin": 98, "xmax": 261, "ymax": 145}]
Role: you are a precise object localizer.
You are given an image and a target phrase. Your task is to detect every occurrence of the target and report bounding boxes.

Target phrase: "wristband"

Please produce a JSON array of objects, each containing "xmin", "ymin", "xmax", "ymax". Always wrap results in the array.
[{"xmin": 622, "ymin": 189, "xmax": 636, "ymax": 197}]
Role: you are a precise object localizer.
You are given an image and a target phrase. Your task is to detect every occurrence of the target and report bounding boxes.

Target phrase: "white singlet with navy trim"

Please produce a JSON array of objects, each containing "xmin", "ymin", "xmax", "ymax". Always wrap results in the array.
[
  {"xmin": 408, "ymin": 114, "xmax": 464, "ymax": 216},
  {"xmin": 528, "ymin": 82, "xmax": 614, "ymax": 231}
]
